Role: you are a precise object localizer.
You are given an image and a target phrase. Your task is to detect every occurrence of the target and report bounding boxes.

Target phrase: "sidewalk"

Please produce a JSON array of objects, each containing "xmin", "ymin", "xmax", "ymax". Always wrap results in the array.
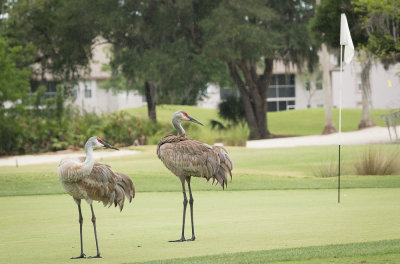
[
  {"xmin": 246, "ymin": 126, "xmax": 399, "ymax": 149},
  {"xmin": 0, "ymin": 149, "xmax": 140, "ymax": 167}
]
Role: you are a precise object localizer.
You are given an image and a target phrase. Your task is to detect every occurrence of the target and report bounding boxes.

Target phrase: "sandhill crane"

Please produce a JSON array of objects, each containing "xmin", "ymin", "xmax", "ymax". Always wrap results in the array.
[
  {"xmin": 58, "ymin": 136, "xmax": 135, "ymax": 259},
  {"xmin": 157, "ymin": 110, "xmax": 233, "ymax": 242}
]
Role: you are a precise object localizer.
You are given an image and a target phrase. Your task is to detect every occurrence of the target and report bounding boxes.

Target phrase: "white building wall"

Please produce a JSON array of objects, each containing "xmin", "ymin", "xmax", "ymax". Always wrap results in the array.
[
  {"xmin": 198, "ymin": 60, "xmax": 399, "ymax": 111},
  {"xmin": 294, "ymin": 78, "xmax": 325, "ymax": 109},
  {"xmin": 70, "ymin": 39, "xmax": 146, "ymax": 114},
  {"xmin": 370, "ymin": 64, "xmax": 400, "ymax": 109},
  {"xmin": 332, "ymin": 62, "xmax": 400, "ymax": 109},
  {"xmin": 72, "ymin": 80, "xmax": 146, "ymax": 113},
  {"xmin": 197, "ymin": 84, "xmax": 221, "ymax": 109}
]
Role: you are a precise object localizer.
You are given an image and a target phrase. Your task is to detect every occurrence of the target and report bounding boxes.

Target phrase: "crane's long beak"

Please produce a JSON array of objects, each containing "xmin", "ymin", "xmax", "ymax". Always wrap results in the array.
[
  {"xmin": 103, "ymin": 141, "xmax": 119, "ymax": 150},
  {"xmin": 188, "ymin": 116, "xmax": 204, "ymax": 126}
]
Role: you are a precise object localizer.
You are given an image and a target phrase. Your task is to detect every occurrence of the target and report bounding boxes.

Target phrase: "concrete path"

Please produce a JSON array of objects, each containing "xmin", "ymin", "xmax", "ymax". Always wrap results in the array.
[
  {"xmin": 1, "ymin": 126, "xmax": 398, "ymax": 166},
  {"xmin": 0, "ymin": 149, "xmax": 140, "ymax": 167},
  {"xmin": 246, "ymin": 126, "xmax": 399, "ymax": 149}
]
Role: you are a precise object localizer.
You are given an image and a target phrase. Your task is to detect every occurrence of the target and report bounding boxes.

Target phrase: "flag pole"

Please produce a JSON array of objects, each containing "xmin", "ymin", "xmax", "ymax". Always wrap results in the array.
[
  {"xmin": 338, "ymin": 10, "xmax": 354, "ymax": 203},
  {"xmin": 338, "ymin": 44, "xmax": 343, "ymax": 204}
]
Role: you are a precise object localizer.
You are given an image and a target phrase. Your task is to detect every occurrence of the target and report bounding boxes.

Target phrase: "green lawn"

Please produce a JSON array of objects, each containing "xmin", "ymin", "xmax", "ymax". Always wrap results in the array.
[
  {"xmin": 0, "ymin": 189, "xmax": 399, "ymax": 264},
  {"xmin": 0, "ymin": 143, "xmax": 399, "ymax": 263},
  {"xmin": 1, "ymin": 144, "xmax": 399, "ymax": 197},
  {"xmin": 125, "ymin": 105, "xmax": 389, "ymax": 136}
]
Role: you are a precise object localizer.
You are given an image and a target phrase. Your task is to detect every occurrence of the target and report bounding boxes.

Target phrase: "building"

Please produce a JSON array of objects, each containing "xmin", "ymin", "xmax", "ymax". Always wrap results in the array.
[
  {"xmin": 198, "ymin": 59, "xmax": 400, "ymax": 112},
  {"xmin": 34, "ymin": 39, "xmax": 399, "ymax": 113},
  {"xmin": 31, "ymin": 39, "xmax": 146, "ymax": 114}
]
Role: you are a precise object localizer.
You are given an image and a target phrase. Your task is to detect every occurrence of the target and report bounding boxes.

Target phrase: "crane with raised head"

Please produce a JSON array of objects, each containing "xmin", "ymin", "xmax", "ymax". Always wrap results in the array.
[
  {"xmin": 58, "ymin": 136, "xmax": 135, "ymax": 259},
  {"xmin": 157, "ymin": 110, "xmax": 233, "ymax": 242}
]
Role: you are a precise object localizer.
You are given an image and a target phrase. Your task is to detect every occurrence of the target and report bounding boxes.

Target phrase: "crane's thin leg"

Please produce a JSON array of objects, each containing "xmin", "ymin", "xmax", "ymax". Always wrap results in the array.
[
  {"xmin": 169, "ymin": 178, "xmax": 187, "ymax": 242},
  {"xmin": 88, "ymin": 204, "xmax": 102, "ymax": 258},
  {"xmin": 186, "ymin": 177, "xmax": 196, "ymax": 241},
  {"xmin": 71, "ymin": 199, "xmax": 85, "ymax": 259}
]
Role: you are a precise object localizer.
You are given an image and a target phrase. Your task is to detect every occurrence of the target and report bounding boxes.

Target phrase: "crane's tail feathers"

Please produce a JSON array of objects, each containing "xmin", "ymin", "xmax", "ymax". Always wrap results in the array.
[
  {"xmin": 113, "ymin": 173, "xmax": 135, "ymax": 211},
  {"xmin": 221, "ymin": 163, "xmax": 232, "ymax": 180},
  {"xmin": 205, "ymin": 146, "xmax": 232, "ymax": 189}
]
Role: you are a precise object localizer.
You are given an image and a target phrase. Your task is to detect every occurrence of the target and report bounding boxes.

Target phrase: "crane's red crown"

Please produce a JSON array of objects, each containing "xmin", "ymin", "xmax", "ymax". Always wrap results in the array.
[
  {"xmin": 97, "ymin": 137, "xmax": 103, "ymax": 143},
  {"xmin": 182, "ymin": 111, "xmax": 189, "ymax": 117}
]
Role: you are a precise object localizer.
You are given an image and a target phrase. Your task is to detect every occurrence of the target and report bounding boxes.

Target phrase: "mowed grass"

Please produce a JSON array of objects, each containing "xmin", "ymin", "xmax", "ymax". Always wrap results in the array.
[
  {"xmin": 1, "ymin": 142, "xmax": 399, "ymax": 263},
  {"xmin": 0, "ymin": 189, "xmax": 399, "ymax": 264},
  {"xmin": 1, "ymin": 144, "xmax": 400, "ymax": 197},
  {"xmin": 125, "ymin": 105, "xmax": 389, "ymax": 136}
]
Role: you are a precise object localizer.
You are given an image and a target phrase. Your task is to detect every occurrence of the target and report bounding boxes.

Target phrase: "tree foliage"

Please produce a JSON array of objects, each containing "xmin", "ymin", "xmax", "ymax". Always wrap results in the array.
[
  {"xmin": 0, "ymin": 38, "xmax": 32, "ymax": 105},
  {"xmin": 201, "ymin": 0, "xmax": 318, "ymax": 139},
  {"xmin": 353, "ymin": 0, "xmax": 400, "ymax": 66},
  {"xmin": 4, "ymin": 0, "xmax": 101, "ymax": 81}
]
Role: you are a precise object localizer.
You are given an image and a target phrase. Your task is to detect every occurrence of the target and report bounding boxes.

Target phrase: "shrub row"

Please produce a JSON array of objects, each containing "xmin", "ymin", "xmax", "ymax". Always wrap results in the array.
[{"xmin": 0, "ymin": 105, "xmax": 171, "ymax": 155}]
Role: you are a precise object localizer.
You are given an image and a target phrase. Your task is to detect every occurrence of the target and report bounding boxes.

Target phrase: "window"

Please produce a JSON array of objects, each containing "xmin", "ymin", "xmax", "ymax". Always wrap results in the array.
[
  {"xmin": 305, "ymin": 80, "xmax": 311, "ymax": 91},
  {"xmin": 267, "ymin": 74, "xmax": 296, "ymax": 112},
  {"xmin": 84, "ymin": 81, "xmax": 92, "ymax": 98},
  {"xmin": 72, "ymin": 84, "xmax": 78, "ymax": 100},
  {"xmin": 268, "ymin": 74, "xmax": 295, "ymax": 99},
  {"xmin": 357, "ymin": 75, "xmax": 362, "ymax": 91},
  {"xmin": 220, "ymin": 87, "xmax": 237, "ymax": 100},
  {"xmin": 268, "ymin": 100, "xmax": 295, "ymax": 112}
]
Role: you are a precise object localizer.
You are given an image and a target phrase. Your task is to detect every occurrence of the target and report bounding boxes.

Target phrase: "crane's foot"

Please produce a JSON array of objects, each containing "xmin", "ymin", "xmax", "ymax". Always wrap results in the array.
[
  {"xmin": 169, "ymin": 238, "xmax": 186, "ymax": 242},
  {"xmin": 186, "ymin": 236, "xmax": 196, "ymax": 241},
  {"xmin": 87, "ymin": 254, "xmax": 102, "ymax": 259},
  {"xmin": 71, "ymin": 253, "xmax": 86, "ymax": 259}
]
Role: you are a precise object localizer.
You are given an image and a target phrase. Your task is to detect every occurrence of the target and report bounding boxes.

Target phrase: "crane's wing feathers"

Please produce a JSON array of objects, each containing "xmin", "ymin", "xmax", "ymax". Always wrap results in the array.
[
  {"xmin": 58, "ymin": 155, "xmax": 134, "ymax": 211},
  {"xmin": 82, "ymin": 162, "xmax": 135, "ymax": 211},
  {"xmin": 58, "ymin": 157, "xmax": 91, "ymax": 182},
  {"xmin": 157, "ymin": 135, "xmax": 233, "ymax": 189}
]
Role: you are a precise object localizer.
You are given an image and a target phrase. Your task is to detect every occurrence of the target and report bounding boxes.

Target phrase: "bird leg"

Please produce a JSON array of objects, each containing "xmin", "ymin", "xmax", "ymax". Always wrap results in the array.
[
  {"xmin": 169, "ymin": 178, "xmax": 188, "ymax": 242},
  {"xmin": 87, "ymin": 204, "xmax": 102, "ymax": 258},
  {"xmin": 71, "ymin": 199, "xmax": 86, "ymax": 259},
  {"xmin": 186, "ymin": 177, "xmax": 195, "ymax": 241}
]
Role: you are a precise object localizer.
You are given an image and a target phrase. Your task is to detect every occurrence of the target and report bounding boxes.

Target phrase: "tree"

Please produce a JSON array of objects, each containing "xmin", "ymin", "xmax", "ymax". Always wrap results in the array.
[
  {"xmin": 0, "ymin": 38, "xmax": 32, "ymax": 106},
  {"xmin": 353, "ymin": 0, "xmax": 400, "ymax": 66},
  {"xmin": 5, "ymin": 0, "xmax": 102, "ymax": 83},
  {"xmin": 310, "ymin": 0, "xmax": 375, "ymax": 131},
  {"xmin": 99, "ymin": 0, "xmax": 224, "ymax": 122},
  {"xmin": 201, "ymin": 0, "xmax": 318, "ymax": 139},
  {"xmin": 0, "ymin": 37, "xmax": 34, "ymax": 154}
]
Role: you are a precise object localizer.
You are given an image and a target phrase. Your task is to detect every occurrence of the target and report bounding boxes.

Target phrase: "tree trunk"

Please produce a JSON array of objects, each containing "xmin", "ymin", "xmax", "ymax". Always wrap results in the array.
[
  {"xmin": 358, "ymin": 56, "xmax": 375, "ymax": 129},
  {"xmin": 227, "ymin": 60, "xmax": 271, "ymax": 140},
  {"xmin": 228, "ymin": 62, "xmax": 260, "ymax": 139},
  {"xmin": 320, "ymin": 44, "xmax": 337, "ymax": 135},
  {"xmin": 145, "ymin": 80, "xmax": 157, "ymax": 122}
]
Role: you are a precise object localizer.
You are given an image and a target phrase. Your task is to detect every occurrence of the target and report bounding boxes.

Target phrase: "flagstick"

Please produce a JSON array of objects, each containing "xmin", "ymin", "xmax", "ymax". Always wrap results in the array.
[{"xmin": 338, "ymin": 44, "xmax": 343, "ymax": 204}]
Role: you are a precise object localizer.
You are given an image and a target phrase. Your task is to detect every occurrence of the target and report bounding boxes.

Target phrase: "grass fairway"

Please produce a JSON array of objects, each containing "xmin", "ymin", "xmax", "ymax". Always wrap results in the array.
[
  {"xmin": 1, "ymin": 144, "xmax": 400, "ymax": 196},
  {"xmin": 0, "ymin": 188, "xmax": 399, "ymax": 264},
  {"xmin": 125, "ymin": 105, "xmax": 389, "ymax": 136},
  {"xmin": 1, "ymin": 143, "xmax": 399, "ymax": 263}
]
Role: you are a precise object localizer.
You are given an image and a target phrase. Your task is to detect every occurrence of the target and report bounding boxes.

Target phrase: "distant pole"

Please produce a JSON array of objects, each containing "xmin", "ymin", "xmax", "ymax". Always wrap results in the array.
[
  {"xmin": 338, "ymin": 44, "xmax": 343, "ymax": 204},
  {"xmin": 338, "ymin": 11, "xmax": 354, "ymax": 203}
]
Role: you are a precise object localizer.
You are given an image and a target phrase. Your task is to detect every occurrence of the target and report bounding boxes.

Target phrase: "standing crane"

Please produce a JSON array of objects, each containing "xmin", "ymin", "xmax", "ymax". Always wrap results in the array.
[
  {"xmin": 58, "ymin": 136, "xmax": 135, "ymax": 259},
  {"xmin": 157, "ymin": 110, "xmax": 233, "ymax": 242}
]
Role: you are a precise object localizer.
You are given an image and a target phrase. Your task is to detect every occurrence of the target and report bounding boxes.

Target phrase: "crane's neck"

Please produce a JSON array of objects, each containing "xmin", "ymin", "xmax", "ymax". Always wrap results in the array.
[
  {"xmin": 83, "ymin": 142, "xmax": 95, "ymax": 171},
  {"xmin": 172, "ymin": 116, "xmax": 186, "ymax": 136}
]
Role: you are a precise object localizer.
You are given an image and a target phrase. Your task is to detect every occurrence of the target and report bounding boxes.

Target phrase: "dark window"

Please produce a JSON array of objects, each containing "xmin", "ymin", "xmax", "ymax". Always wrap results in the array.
[
  {"xmin": 268, "ymin": 101, "xmax": 277, "ymax": 112},
  {"xmin": 268, "ymin": 87, "xmax": 277, "ymax": 98},
  {"xmin": 279, "ymin": 101, "xmax": 287, "ymax": 111},
  {"xmin": 267, "ymin": 74, "xmax": 295, "ymax": 99},
  {"xmin": 220, "ymin": 87, "xmax": 237, "ymax": 100},
  {"xmin": 72, "ymin": 85, "xmax": 78, "ymax": 100},
  {"xmin": 84, "ymin": 81, "xmax": 92, "ymax": 98}
]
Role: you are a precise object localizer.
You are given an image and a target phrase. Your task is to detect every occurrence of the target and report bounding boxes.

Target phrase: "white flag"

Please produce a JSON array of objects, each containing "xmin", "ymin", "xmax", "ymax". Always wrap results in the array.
[{"xmin": 340, "ymin": 13, "xmax": 354, "ymax": 64}]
